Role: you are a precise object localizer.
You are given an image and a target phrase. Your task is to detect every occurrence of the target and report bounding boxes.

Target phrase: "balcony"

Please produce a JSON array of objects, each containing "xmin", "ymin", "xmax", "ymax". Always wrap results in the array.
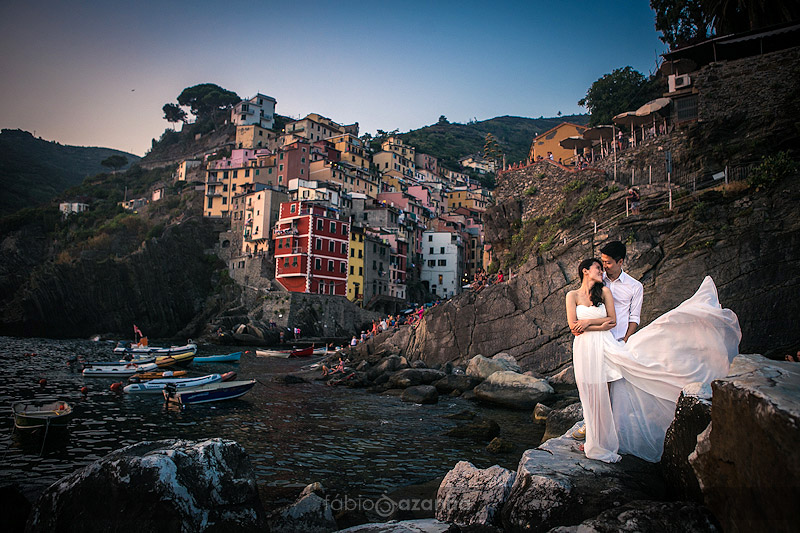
[
  {"xmin": 205, "ymin": 190, "xmax": 222, "ymax": 197},
  {"xmin": 273, "ymin": 227, "xmax": 300, "ymax": 238}
]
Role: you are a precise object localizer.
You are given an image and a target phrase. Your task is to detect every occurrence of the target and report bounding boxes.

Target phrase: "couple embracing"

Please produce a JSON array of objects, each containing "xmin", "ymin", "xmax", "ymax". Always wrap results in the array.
[{"xmin": 565, "ymin": 241, "xmax": 741, "ymax": 463}]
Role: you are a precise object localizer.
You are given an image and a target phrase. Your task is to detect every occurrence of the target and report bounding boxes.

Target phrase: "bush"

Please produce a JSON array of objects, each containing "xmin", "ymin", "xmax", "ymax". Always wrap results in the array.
[
  {"xmin": 524, "ymin": 185, "xmax": 537, "ymax": 196},
  {"xmin": 748, "ymin": 151, "xmax": 796, "ymax": 190}
]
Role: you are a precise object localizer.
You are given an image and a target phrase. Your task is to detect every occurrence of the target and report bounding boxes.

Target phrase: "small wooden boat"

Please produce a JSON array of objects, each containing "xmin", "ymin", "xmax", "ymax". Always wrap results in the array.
[
  {"xmin": 154, "ymin": 351, "xmax": 195, "ymax": 368},
  {"xmin": 82, "ymin": 362, "xmax": 159, "ymax": 377},
  {"xmin": 289, "ymin": 346, "xmax": 315, "ymax": 357},
  {"xmin": 84, "ymin": 355, "xmax": 157, "ymax": 367},
  {"xmin": 12, "ymin": 400, "xmax": 74, "ymax": 430},
  {"xmin": 114, "ymin": 342, "xmax": 197, "ymax": 358},
  {"xmin": 131, "ymin": 370, "xmax": 188, "ymax": 380},
  {"xmin": 163, "ymin": 380, "xmax": 256, "ymax": 405},
  {"xmin": 124, "ymin": 374, "xmax": 223, "ymax": 394},
  {"xmin": 255, "ymin": 349, "xmax": 291, "ymax": 358},
  {"xmin": 194, "ymin": 352, "xmax": 242, "ymax": 364}
]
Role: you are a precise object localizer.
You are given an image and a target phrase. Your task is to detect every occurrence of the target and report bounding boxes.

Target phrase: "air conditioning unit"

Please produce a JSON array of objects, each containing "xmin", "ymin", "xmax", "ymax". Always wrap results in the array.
[{"xmin": 675, "ymin": 74, "xmax": 692, "ymax": 88}]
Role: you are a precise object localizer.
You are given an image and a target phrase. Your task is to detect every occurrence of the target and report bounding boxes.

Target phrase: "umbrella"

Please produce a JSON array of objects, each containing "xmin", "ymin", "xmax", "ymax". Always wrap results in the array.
[
  {"xmin": 635, "ymin": 98, "xmax": 671, "ymax": 117},
  {"xmin": 559, "ymin": 136, "xmax": 594, "ymax": 149},
  {"xmin": 583, "ymin": 125, "xmax": 615, "ymax": 141},
  {"xmin": 613, "ymin": 111, "xmax": 651, "ymax": 126}
]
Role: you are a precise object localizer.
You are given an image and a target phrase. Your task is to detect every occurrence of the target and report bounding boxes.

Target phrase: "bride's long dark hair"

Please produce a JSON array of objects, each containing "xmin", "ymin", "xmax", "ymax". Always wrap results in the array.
[{"xmin": 578, "ymin": 258, "xmax": 605, "ymax": 307}]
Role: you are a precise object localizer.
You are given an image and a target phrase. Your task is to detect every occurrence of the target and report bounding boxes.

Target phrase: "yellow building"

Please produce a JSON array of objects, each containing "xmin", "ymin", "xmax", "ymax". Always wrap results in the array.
[
  {"xmin": 373, "ymin": 136, "xmax": 416, "ymax": 179},
  {"xmin": 309, "ymin": 160, "xmax": 379, "ymax": 198},
  {"xmin": 445, "ymin": 187, "xmax": 489, "ymax": 212},
  {"xmin": 347, "ymin": 225, "xmax": 366, "ymax": 304},
  {"xmin": 528, "ymin": 122, "xmax": 587, "ymax": 164},
  {"xmin": 236, "ymin": 124, "xmax": 276, "ymax": 149},
  {"xmin": 328, "ymin": 133, "xmax": 371, "ymax": 171},
  {"xmin": 205, "ymin": 149, "xmax": 278, "ymax": 218}
]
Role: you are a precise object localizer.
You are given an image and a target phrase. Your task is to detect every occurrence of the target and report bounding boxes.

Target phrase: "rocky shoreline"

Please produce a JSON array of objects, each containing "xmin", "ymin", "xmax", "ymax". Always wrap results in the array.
[{"xmin": 12, "ymin": 350, "xmax": 798, "ymax": 531}]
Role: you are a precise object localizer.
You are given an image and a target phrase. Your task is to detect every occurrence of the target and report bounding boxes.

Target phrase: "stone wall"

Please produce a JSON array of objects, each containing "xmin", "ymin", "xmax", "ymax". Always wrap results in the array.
[{"xmin": 257, "ymin": 292, "xmax": 381, "ymax": 339}]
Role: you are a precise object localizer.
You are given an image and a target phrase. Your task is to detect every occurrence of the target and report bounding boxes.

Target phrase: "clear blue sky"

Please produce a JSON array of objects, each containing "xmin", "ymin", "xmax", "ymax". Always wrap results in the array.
[{"xmin": 0, "ymin": 1, "xmax": 667, "ymax": 156}]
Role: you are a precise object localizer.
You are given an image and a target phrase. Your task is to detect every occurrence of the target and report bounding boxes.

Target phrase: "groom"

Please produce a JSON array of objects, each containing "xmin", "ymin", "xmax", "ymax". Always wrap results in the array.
[
  {"xmin": 572, "ymin": 240, "xmax": 643, "ymax": 441},
  {"xmin": 599, "ymin": 241, "xmax": 643, "ymax": 343}
]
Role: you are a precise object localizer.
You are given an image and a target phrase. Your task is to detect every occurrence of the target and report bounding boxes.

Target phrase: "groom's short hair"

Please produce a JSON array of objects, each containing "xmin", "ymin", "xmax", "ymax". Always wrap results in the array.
[{"xmin": 600, "ymin": 241, "xmax": 626, "ymax": 261}]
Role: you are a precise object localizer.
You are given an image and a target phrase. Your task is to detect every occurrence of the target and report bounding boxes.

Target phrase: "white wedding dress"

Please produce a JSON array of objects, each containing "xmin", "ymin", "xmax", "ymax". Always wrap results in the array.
[{"xmin": 572, "ymin": 276, "xmax": 741, "ymax": 463}]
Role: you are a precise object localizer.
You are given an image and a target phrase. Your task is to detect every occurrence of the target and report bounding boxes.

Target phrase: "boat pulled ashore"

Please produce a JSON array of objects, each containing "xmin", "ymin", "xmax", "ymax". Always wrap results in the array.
[
  {"xmin": 193, "ymin": 351, "xmax": 242, "ymax": 364},
  {"xmin": 163, "ymin": 380, "xmax": 256, "ymax": 406},
  {"xmin": 113, "ymin": 341, "xmax": 197, "ymax": 358},
  {"xmin": 83, "ymin": 362, "xmax": 159, "ymax": 377},
  {"xmin": 12, "ymin": 399, "xmax": 74, "ymax": 430}
]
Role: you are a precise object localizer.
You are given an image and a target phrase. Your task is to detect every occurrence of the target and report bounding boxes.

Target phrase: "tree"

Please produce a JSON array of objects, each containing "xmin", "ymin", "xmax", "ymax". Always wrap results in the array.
[
  {"xmin": 176, "ymin": 83, "xmax": 240, "ymax": 120},
  {"xmin": 162, "ymin": 103, "xmax": 187, "ymax": 124},
  {"xmin": 438, "ymin": 115, "xmax": 449, "ymax": 125},
  {"xmin": 101, "ymin": 155, "xmax": 128, "ymax": 173},
  {"xmin": 483, "ymin": 133, "xmax": 503, "ymax": 166},
  {"xmin": 578, "ymin": 67, "xmax": 664, "ymax": 126},
  {"xmin": 650, "ymin": 0, "xmax": 714, "ymax": 49}
]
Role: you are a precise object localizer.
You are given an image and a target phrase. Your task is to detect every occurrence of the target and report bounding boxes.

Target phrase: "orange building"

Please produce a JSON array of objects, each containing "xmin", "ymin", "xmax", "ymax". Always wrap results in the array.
[{"xmin": 528, "ymin": 122, "xmax": 587, "ymax": 164}]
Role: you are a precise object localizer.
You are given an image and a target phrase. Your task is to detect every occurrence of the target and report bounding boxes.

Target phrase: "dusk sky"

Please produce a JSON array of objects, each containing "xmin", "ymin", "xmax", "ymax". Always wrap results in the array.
[{"xmin": 0, "ymin": 1, "xmax": 667, "ymax": 157}]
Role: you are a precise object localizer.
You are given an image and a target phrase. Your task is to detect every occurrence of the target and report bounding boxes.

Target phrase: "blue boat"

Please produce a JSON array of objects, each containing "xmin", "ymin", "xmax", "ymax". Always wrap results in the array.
[
  {"xmin": 193, "ymin": 352, "xmax": 242, "ymax": 364},
  {"xmin": 163, "ymin": 380, "xmax": 256, "ymax": 405}
]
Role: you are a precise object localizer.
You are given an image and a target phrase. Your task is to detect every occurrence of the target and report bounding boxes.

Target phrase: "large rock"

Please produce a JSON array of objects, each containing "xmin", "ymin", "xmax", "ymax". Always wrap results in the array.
[
  {"xmin": 473, "ymin": 371, "xmax": 554, "ymax": 409},
  {"xmin": 546, "ymin": 500, "xmax": 720, "ymax": 532},
  {"xmin": 436, "ymin": 460, "xmax": 515, "ymax": 527},
  {"xmin": 541, "ymin": 402, "xmax": 583, "ymax": 443},
  {"xmin": 466, "ymin": 354, "xmax": 519, "ymax": 380},
  {"xmin": 401, "ymin": 385, "xmax": 439, "ymax": 405},
  {"xmin": 367, "ymin": 355, "xmax": 408, "ymax": 381},
  {"xmin": 547, "ymin": 364, "xmax": 575, "ymax": 386},
  {"xmin": 500, "ymin": 424, "xmax": 663, "ymax": 532},
  {"xmin": 432, "ymin": 374, "xmax": 482, "ymax": 394},
  {"xmin": 388, "ymin": 368, "xmax": 445, "ymax": 389},
  {"xmin": 661, "ymin": 383, "xmax": 712, "ymax": 502},
  {"xmin": 268, "ymin": 483, "xmax": 337, "ymax": 533},
  {"xmin": 444, "ymin": 418, "xmax": 501, "ymax": 442},
  {"xmin": 689, "ymin": 354, "xmax": 800, "ymax": 532},
  {"xmin": 27, "ymin": 438, "xmax": 264, "ymax": 532}
]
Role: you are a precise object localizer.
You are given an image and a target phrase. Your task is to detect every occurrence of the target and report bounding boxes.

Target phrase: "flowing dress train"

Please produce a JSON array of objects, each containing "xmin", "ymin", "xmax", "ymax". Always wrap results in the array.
[{"xmin": 572, "ymin": 276, "xmax": 741, "ymax": 463}]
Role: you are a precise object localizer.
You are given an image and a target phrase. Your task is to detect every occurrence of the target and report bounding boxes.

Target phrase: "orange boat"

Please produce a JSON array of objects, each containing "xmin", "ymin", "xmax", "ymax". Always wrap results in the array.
[{"xmin": 131, "ymin": 370, "xmax": 188, "ymax": 381}]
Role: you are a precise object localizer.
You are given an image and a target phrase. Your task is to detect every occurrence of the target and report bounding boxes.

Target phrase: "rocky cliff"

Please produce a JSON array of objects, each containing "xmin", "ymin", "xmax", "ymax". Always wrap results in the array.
[
  {"xmin": 0, "ymin": 215, "xmax": 231, "ymax": 339},
  {"xmin": 356, "ymin": 170, "xmax": 800, "ymax": 374}
]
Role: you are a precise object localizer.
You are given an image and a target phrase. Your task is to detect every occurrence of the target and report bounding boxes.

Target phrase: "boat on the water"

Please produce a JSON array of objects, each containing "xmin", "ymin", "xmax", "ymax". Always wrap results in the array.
[
  {"xmin": 254, "ymin": 349, "xmax": 291, "ymax": 358},
  {"xmin": 193, "ymin": 351, "xmax": 242, "ymax": 364},
  {"xmin": 114, "ymin": 341, "xmax": 197, "ymax": 358},
  {"xmin": 131, "ymin": 369, "xmax": 188, "ymax": 380},
  {"xmin": 12, "ymin": 399, "xmax": 74, "ymax": 430},
  {"xmin": 124, "ymin": 374, "xmax": 223, "ymax": 394},
  {"xmin": 163, "ymin": 380, "xmax": 256, "ymax": 405},
  {"xmin": 82, "ymin": 362, "xmax": 159, "ymax": 377}
]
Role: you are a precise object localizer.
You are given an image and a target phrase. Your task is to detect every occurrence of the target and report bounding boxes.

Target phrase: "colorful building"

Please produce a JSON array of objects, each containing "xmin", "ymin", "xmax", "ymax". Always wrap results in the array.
[
  {"xmin": 236, "ymin": 124, "xmax": 276, "ymax": 150},
  {"xmin": 347, "ymin": 225, "xmax": 365, "ymax": 304},
  {"xmin": 205, "ymin": 148, "xmax": 276, "ymax": 218},
  {"xmin": 528, "ymin": 122, "xmax": 587, "ymax": 163},
  {"xmin": 231, "ymin": 184, "xmax": 288, "ymax": 256},
  {"xmin": 232, "ymin": 93, "xmax": 277, "ymax": 129},
  {"xmin": 273, "ymin": 201, "xmax": 350, "ymax": 295},
  {"xmin": 421, "ymin": 230, "xmax": 464, "ymax": 299}
]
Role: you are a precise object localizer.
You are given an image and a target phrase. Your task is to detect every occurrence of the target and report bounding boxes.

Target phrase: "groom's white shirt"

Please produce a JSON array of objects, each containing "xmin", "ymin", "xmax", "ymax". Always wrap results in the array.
[{"xmin": 603, "ymin": 270, "xmax": 643, "ymax": 341}]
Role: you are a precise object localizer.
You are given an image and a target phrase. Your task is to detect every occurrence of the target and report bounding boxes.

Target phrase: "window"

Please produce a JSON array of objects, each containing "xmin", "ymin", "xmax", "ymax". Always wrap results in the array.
[
  {"xmin": 315, "ymin": 258, "xmax": 321, "ymax": 270},
  {"xmin": 222, "ymin": 197, "xmax": 227, "ymax": 205},
  {"xmin": 341, "ymin": 243, "xmax": 347, "ymax": 254},
  {"xmin": 290, "ymin": 204, "xmax": 296, "ymax": 213},
  {"xmin": 222, "ymin": 184, "xmax": 228, "ymax": 192},
  {"xmin": 292, "ymin": 257, "xmax": 297, "ymax": 266},
  {"xmin": 350, "ymin": 249, "xmax": 354, "ymax": 257},
  {"xmin": 317, "ymin": 219, "xmax": 323, "ymax": 231},
  {"xmin": 359, "ymin": 267, "xmax": 363, "ymax": 275},
  {"xmin": 440, "ymin": 247, "xmax": 445, "ymax": 254},
  {"xmin": 343, "ymin": 225, "xmax": 348, "ymax": 235},
  {"xmin": 341, "ymin": 262, "xmax": 346, "ymax": 273},
  {"xmin": 350, "ymin": 265, "xmax": 354, "ymax": 275},
  {"xmin": 358, "ymin": 250, "xmax": 363, "ymax": 258},
  {"xmin": 329, "ymin": 241, "xmax": 334, "ymax": 252},
  {"xmin": 279, "ymin": 164, "xmax": 284, "ymax": 171},
  {"xmin": 207, "ymin": 198, "xmax": 213, "ymax": 208},
  {"xmin": 429, "ymin": 247, "xmax": 434, "ymax": 255},
  {"xmin": 438, "ymin": 259, "xmax": 447, "ymax": 266},
  {"xmin": 316, "ymin": 239, "xmax": 322, "ymax": 250},
  {"xmin": 428, "ymin": 235, "xmax": 433, "ymax": 242},
  {"xmin": 373, "ymin": 260, "xmax": 377, "ymax": 270},
  {"xmin": 330, "ymin": 222, "xmax": 336, "ymax": 233},
  {"xmin": 428, "ymin": 260, "xmax": 435, "ymax": 267},
  {"xmin": 244, "ymin": 169, "xmax": 250, "ymax": 177},
  {"xmin": 328, "ymin": 260, "xmax": 334, "ymax": 272},
  {"xmin": 278, "ymin": 240, "xmax": 283, "ymax": 249}
]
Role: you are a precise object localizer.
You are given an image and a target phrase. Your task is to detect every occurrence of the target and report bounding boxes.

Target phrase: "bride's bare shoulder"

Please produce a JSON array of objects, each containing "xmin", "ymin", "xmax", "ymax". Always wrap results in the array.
[{"xmin": 565, "ymin": 289, "xmax": 577, "ymax": 302}]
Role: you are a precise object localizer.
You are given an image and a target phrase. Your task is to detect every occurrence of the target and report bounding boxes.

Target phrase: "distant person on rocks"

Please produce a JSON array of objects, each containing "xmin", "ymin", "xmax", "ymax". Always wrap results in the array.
[
  {"xmin": 627, "ymin": 188, "xmax": 640, "ymax": 215},
  {"xmin": 497, "ymin": 270, "xmax": 504, "ymax": 283},
  {"xmin": 350, "ymin": 336, "xmax": 358, "ymax": 347}
]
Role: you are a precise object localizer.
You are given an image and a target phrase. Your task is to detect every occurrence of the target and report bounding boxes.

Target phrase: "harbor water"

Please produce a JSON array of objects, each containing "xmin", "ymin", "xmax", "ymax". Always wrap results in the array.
[{"xmin": 0, "ymin": 336, "xmax": 543, "ymax": 507}]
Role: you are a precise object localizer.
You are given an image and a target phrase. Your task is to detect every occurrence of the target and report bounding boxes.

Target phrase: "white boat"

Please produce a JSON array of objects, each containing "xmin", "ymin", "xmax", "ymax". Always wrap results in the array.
[
  {"xmin": 254, "ymin": 349, "xmax": 291, "ymax": 358},
  {"xmin": 82, "ymin": 362, "xmax": 159, "ymax": 377},
  {"xmin": 113, "ymin": 342, "xmax": 197, "ymax": 357},
  {"xmin": 123, "ymin": 374, "xmax": 223, "ymax": 394}
]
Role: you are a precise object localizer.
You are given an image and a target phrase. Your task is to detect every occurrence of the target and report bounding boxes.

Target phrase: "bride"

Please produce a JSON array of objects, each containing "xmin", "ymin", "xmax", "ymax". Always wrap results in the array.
[{"xmin": 566, "ymin": 258, "xmax": 741, "ymax": 463}]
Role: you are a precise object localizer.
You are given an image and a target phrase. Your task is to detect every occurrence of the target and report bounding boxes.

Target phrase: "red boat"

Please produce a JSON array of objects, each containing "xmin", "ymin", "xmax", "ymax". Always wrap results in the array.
[{"xmin": 289, "ymin": 346, "xmax": 314, "ymax": 357}]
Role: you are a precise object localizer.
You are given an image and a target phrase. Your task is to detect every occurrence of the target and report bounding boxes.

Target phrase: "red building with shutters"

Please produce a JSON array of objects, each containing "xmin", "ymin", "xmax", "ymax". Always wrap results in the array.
[{"xmin": 273, "ymin": 201, "xmax": 349, "ymax": 295}]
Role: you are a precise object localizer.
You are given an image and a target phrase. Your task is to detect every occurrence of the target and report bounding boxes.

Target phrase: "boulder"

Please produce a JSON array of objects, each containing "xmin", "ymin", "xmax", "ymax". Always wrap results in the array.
[
  {"xmin": 532, "ymin": 403, "xmax": 551, "ymax": 422},
  {"xmin": 661, "ymin": 383, "xmax": 712, "ymax": 502},
  {"xmin": 486, "ymin": 437, "xmax": 515, "ymax": 454},
  {"xmin": 432, "ymin": 374, "xmax": 482, "ymax": 394},
  {"xmin": 444, "ymin": 418, "xmax": 500, "ymax": 442},
  {"xmin": 367, "ymin": 355, "xmax": 408, "ymax": 381},
  {"xmin": 268, "ymin": 484, "xmax": 337, "ymax": 533},
  {"xmin": 546, "ymin": 500, "xmax": 720, "ymax": 532},
  {"xmin": 466, "ymin": 354, "xmax": 517, "ymax": 380},
  {"xmin": 336, "ymin": 518, "xmax": 451, "ymax": 532},
  {"xmin": 492, "ymin": 352, "xmax": 522, "ymax": 373},
  {"xmin": 388, "ymin": 369, "xmax": 445, "ymax": 389},
  {"xmin": 547, "ymin": 364, "xmax": 576, "ymax": 386},
  {"xmin": 27, "ymin": 438, "xmax": 265, "ymax": 532},
  {"xmin": 401, "ymin": 385, "xmax": 439, "ymax": 405},
  {"xmin": 443, "ymin": 410, "xmax": 476, "ymax": 421},
  {"xmin": 689, "ymin": 354, "xmax": 800, "ymax": 533},
  {"xmin": 473, "ymin": 371, "xmax": 554, "ymax": 409},
  {"xmin": 541, "ymin": 402, "xmax": 583, "ymax": 443},
  {"xmin": 411, "ymin": 360, "xmax": 428, "ymax": 369},
  {"xmin": 436, "ymin": 461, "xmax": 515, "ymax": 527},
  {"xmin": 500, "ymin": 424, "xmax": 663, "ymax": 532}
]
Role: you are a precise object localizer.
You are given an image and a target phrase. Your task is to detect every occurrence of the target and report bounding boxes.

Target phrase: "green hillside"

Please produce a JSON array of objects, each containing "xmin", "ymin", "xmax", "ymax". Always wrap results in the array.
[
  {"xmin": 400, "ymin": 114, "xmax": 589, "ymax": 173},
  {"xmin": 0, "ymin": 129, "xmax": 140, "ymax": 216}
]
